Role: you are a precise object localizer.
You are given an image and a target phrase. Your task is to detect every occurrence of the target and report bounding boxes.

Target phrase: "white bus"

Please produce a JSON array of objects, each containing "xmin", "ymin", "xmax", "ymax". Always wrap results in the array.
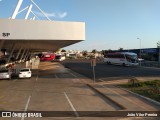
[{"xmin": 104, "ymin": 52, "xmax": 139, "ymax": 66}]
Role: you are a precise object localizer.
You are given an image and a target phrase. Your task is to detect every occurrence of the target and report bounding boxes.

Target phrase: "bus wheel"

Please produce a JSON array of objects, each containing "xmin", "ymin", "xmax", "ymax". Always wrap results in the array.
[{"xmin": 122, "ymin": 63, "xmax": 126, "ymax": 66}]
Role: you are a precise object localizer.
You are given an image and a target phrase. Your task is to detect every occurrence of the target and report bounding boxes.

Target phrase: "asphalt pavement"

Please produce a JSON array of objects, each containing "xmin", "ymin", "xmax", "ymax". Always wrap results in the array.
[{"xmin": 62, "ymin": 59, "xmax": 160, "ymax": 81}]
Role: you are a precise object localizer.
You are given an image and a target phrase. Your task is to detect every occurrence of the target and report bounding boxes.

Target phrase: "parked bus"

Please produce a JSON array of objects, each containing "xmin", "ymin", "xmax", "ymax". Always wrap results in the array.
[
  {"xmin": 104, "ymin": 52, "xmax": 139, "ymax": 66},
  {"xmin": 40, "ymin": 53, "xmax": 55, "ymax": 61}
]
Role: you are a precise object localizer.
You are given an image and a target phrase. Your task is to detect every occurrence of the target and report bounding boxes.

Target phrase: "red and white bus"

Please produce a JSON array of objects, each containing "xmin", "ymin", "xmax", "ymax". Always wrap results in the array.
[
  {"xmin": 104, "ymin": 52, "xmax": 139, "ymax": 66},
  {"xmin": 40, "ymin": 53, "xmax": 55, "ymax": 61}
]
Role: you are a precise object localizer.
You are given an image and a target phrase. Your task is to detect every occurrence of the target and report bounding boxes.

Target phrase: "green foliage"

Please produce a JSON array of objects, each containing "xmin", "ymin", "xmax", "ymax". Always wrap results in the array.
[
  {"xmin": 118, "ymin": 48, "xmax": 123, "ymax": 51},
  {"xmin": 82, "ymin": 50, "xmax": 88, "ymax": 57},
  {"xmin": 92, "ymin": 49, "xmax": 97, "ymax": 54},
  {"xmin": 120, "ymin": 80, "xmax": 160, "ymax": 102},
  {"xmin": 144, "ymin": 80, "xmax": 160, "ymax": 86},
  {"xmin": 128, "ymin": 77, "xmax": 141, "ymax": 87}
]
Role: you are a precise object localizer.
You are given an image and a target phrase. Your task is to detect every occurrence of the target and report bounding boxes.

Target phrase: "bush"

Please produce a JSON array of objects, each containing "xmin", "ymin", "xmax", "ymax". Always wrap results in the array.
[{"xmin": 128, "ymin": 77, "xmax": 141, "ymax": 87}]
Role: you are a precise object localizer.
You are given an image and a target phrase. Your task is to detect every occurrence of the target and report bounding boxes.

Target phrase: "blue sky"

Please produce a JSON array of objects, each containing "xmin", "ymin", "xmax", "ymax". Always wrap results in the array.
[{"xmin": 0, "ymin": 0, "xmax": 160, "ymax": 51}]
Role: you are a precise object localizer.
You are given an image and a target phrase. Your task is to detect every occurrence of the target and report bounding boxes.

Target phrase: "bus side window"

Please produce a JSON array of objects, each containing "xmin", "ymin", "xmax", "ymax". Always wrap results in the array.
[{"xmin": 120, "ymin": 54, "xmax": 124, "ymax": 58}]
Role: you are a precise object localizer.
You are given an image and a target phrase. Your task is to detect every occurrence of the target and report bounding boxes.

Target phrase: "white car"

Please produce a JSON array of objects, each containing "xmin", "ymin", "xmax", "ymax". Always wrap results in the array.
[
  {"xmin": 0, "ymin": 69, "xmax": 12, "ymax": 80},
  {"xmin": 19, "ymin": 68, "xmax": 32, "ymax": 78},
  {"xmin": 138, "ymin": 58, "xmax": 144, "ymax": 62},
  {"xmin": 54, "ymin": 55, "xmax": 66, "ymax": 61}
]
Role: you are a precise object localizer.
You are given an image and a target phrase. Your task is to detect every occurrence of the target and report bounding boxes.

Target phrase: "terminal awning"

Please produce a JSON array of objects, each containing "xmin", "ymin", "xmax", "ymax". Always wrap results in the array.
[{"xmin": 0, "ymin": 19, "xmax": 85, "ymax": 52}]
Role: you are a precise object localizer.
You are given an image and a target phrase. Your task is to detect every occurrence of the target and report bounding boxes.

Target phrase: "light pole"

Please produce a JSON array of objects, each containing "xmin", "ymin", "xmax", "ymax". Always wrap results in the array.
[
  {"xmin": 137, "ymin": 38, "xmax": 142, "ymax": 66},
  {"xmin": 157, "ymin": 41, "xmax": 160, "ymax": 66}
]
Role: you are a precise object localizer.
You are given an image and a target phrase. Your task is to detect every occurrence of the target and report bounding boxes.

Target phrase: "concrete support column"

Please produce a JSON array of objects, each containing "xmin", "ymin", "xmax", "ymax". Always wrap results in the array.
[
  {"xmin": 7, "ymin": 44, "xmax": 16, "ymax": 63},
  {"xmin": 25, "ymin": 50, "xmax": 31, "ymax": 60},
  {"xmin": 16, "ymin": 47, "xmax": 22, "ymax": 60},
  {"xmin": 20, "ymin": 49, "xmax": 26, "ymax": 62},
  {"xmin": 24, "ymin": 49, "xmax": 29, "ymax": 60},
  {"xmin": 0, "ymin": 40, "xmax": 5, "ymax": 50}
]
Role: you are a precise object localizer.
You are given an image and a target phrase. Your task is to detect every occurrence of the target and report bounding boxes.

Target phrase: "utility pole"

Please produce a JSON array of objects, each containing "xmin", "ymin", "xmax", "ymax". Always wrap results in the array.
[
  {"xmin": 137, "ymin": 38, "xmax": 142, "ymax": 66},
  {"xmin": 157, "ymin": 41, "xmax": 160, "ymax": 66},
  {"xmin": 91, "ymin": 59, "xmax": 96, "ymax": 83}
]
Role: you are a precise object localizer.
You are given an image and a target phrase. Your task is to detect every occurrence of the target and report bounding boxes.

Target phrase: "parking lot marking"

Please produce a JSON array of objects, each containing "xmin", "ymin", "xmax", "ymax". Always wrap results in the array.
[
  {"xmin": 36, "ymin": 75, "xmax": 38, "ymax": 81},
  {"xmin": 70, "ymin": 73, "xmax": 77, "ymax": 78},
  {"xmin": 24, "ymin": 95, "xmax": 31, "ymax": 111},
  {"xmin": 64, "ymin": 92, "xmax": 79, "ymax": 117},
  {"xmin": 55, "ymin": 74, "xmax": 58, "ymax": 78},
  {"xmin": 98, "ymin": 79, "xmax": 104, "ymax": 82},
  {"xmin": 36, "ymin": 71, "xmax": 39, "ymax": 81},
  {"xmin": 21, "ymin": 95, "xmax": 31, "ymax": 120}
]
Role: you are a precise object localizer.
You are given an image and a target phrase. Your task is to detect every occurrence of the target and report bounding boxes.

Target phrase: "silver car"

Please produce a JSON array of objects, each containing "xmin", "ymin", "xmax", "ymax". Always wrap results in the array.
[{"xmin": 0, "ymin": 69, "xmax": 12, "ymax": 80}]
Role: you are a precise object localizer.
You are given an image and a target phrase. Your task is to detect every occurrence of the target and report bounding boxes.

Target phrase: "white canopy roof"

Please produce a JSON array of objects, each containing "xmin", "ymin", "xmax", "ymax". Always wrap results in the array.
[{"xmin": 0, "ymin": 19, "xmax": 85, "ymax": 52}]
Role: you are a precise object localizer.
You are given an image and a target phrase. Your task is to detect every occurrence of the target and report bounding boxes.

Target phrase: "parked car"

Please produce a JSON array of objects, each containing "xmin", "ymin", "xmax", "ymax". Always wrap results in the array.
[
  {"xmin": 54, "ymin": 54, "xmax": 66, "ymax": 61},
  {"xmin": 19, "ymin": 68, "xmax": 32, "ymax": 79},
  {"xmin": 0, "ymin": 69, "xmax": 12, "ymax": 80},
  {"xmin": 138, "ymin": 58, "xmax": 144, "ymax": 62}
]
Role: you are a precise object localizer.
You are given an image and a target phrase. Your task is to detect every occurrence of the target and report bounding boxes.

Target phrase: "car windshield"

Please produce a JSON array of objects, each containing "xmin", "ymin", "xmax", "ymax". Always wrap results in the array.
[
  {"xmin": 20, "ymin": 69, "xmax": 30, "ymax": 72},
  {"xmin": 56, "ymin": 56, "xmax": 61, "ymax": 59}
]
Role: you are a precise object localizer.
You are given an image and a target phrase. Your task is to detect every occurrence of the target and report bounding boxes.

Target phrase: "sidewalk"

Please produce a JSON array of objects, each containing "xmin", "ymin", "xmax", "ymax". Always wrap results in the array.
[{"xmin": 88, "ymin": 82, "xmax": 160, "ymax": 111}]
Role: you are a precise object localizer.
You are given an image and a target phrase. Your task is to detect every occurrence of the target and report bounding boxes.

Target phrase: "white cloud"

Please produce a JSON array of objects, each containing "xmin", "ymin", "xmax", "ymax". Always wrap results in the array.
[
  {"xmin": 58, "ymin": 12, "xmax": 67, "ymax": 18},
  {"xmin": 34, "ymin": 11, "xmax": 67, "ymax": 19}
]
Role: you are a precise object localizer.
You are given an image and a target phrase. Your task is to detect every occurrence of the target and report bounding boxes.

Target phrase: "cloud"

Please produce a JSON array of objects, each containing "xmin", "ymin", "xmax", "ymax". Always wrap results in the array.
[
  {"xmin": 34, "ymin": 11, "xmax": 67, "ymax": 19},
  {"xmin": 58, "ymin": 12, "xmax": 67, "ymax": 18}
]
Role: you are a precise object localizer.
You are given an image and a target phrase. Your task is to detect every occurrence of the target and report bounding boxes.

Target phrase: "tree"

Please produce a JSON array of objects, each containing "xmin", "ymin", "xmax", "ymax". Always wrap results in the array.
[
  {"xmin": 118, "ymin": 48, "xmax": 123, "ymax": 51},
  {"xmin": 92, "ymin": 49, "xmax": 97, "ymax": 54},
  {"xmin": 82, "ymin": 50, "xmax": 88, "ymax": 57},
  {"xmin": 108, "ymin": 49, "xmax": 112, "ymax": 52}
]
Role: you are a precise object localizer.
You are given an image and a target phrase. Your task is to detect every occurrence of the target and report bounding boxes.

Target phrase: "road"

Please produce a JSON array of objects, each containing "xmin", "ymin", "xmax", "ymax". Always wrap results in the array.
[{"xmin": 62, "ymin": 59, "xmax": 160, "ymax": 81}]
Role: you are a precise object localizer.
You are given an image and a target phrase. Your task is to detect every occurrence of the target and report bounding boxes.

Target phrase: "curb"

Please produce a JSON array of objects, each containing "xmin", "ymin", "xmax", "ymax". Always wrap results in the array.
[
  {"xmin": 87, "ymin": 84, "xmax": 126, "ymax": 110},
  {"xmin": 140, "ymin": 66, "xmax": 160, "ymax": 70},
  {"xmin": 116, "ymin": 86, "xmax": 160, "ymax": 106}
]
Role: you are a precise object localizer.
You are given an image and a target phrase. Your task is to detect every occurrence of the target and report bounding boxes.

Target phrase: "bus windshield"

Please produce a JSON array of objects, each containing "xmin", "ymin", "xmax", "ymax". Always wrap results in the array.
[{"xmin": 126, "ymin": 54, "xmax": 138, "ymax": 63}]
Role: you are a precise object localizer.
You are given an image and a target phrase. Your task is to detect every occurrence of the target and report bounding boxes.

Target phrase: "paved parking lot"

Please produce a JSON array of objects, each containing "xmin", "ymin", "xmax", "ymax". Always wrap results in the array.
[
  {"xmin": 0, "ymin": 62, "xmax": 159, "ymax": 120},
  {"xmin": 0, "ymin": 62, "xmax": 120, "ymax": 120}
]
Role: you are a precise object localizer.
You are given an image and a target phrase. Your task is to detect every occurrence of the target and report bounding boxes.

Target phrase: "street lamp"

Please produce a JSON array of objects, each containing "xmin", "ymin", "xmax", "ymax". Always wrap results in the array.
[
  {"xmin": 137, "ymin": 38, "xmax": 142, "ymax": 66},
  {"xmin": 157, "ymin": 41, "xmax": 160, "ymax": 66}
]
